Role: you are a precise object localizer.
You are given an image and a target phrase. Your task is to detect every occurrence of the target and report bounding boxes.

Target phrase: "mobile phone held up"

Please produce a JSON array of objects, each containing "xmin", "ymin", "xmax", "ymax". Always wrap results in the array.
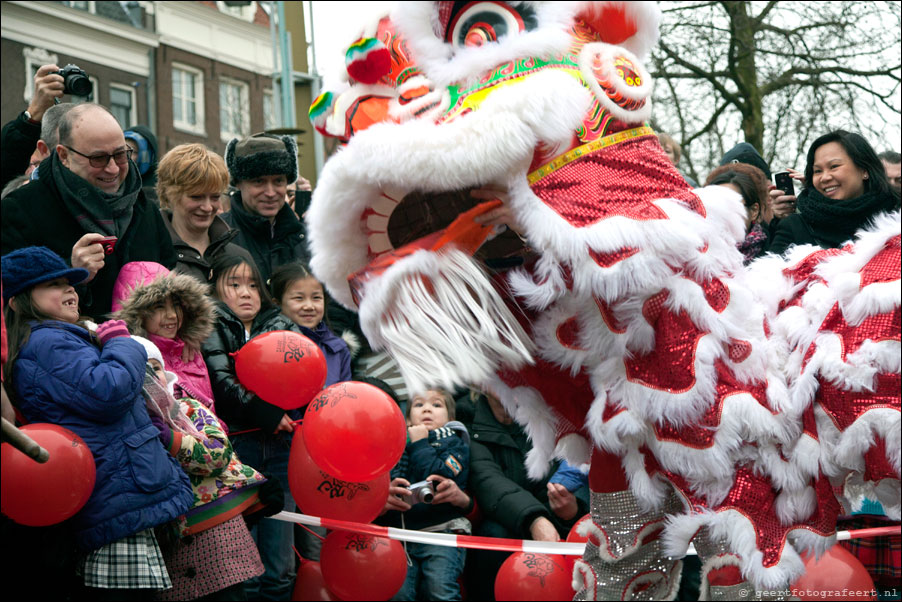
[{"xmin": 773, "ymin": 171, "xmax": 795, "ymax": 197}]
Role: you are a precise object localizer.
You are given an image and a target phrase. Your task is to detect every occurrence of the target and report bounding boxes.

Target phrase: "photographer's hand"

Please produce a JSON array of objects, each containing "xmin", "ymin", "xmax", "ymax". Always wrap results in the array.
[
  {"xmin": 382, "ymin": 477, "xmax": 412, "ymax": 514},
  {"xmin": 769, "ymin": 187, "xmax": 797, "ymax": 220},
  {"xmin": 27, "ymin": 64, "xmax": 65, "ymax": 122},
  {"xmin": 71, "ymin": 233, "xmax": 107, "ymax": 282},
  {"xmin": 428, "ymin": 475, "xmax": 470, "ymax": 508}
]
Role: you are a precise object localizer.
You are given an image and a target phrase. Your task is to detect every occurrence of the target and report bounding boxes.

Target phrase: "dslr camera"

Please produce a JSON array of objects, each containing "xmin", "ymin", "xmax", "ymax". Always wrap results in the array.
[
  {"xmin": 407, "ymin": 480, "xmax": 435, "ymax": 504},
  {"xmin": 57, "ymin": 64, "xmax": 93, "ymax": 97}
]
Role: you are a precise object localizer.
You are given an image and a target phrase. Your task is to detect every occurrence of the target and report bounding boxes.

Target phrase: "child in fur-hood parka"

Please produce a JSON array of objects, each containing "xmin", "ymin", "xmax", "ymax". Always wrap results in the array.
[{"xmin": 113, "ymin": 262, "xmax": 218, "ymax": 413}]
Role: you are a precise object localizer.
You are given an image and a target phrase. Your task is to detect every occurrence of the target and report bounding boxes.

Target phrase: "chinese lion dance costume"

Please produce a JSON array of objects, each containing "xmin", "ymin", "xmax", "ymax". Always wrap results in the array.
[{"xmin": 306, "ymin": 2, "xmax": 900, "ymax": 599}]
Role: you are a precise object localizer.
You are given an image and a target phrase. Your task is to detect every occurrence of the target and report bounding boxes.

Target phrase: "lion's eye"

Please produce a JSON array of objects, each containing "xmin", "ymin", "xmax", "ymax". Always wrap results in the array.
[{"xmin": 448, "ymin": 2, "xmax": 537, "ymax": 49}]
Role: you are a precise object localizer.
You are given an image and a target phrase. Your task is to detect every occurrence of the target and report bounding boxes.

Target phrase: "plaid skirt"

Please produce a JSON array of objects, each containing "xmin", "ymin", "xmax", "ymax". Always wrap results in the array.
[
  {"xmin": 157, "ymin": 514, "xmax": 263, "ymax": 601},
  {"xmin": 78, "ymin": 528, "xmax": 171, "ymax": 590}
]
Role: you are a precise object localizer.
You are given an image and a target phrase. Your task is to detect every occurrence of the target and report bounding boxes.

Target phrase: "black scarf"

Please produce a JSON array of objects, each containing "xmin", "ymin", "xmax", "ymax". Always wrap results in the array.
[
  {"xmin": 50, "ymin": 151, "xmax": 142, "ymax": 238},
  {"xmin": 796, "ymin": 187, "xmax": 897, "ymax": 248}
]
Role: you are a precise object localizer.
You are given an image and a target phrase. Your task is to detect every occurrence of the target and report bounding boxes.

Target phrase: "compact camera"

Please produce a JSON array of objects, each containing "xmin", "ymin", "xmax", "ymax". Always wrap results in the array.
[
  {"xmin": 408, "ymin": 480, "xmax": 435, "ymax": 504},
  {"xmin": 98, "ymin": 236, "xmax": 118, "ymax": 256},
  {"xmin": 57, "ymin": 64, "xmax": 93, "ymax": 97}
]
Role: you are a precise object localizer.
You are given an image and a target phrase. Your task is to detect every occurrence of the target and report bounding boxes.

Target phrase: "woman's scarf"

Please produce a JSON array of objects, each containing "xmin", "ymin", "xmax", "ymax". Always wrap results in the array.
[{"xmin": 796, "ymin": 186, "xmax": 897, "ymax": 248}]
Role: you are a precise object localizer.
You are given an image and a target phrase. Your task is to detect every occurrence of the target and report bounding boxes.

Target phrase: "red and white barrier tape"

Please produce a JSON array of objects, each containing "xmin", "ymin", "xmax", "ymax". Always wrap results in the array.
[{"xmin": 269, "ymin": 511, "xmax": 900, "ymax": 555}]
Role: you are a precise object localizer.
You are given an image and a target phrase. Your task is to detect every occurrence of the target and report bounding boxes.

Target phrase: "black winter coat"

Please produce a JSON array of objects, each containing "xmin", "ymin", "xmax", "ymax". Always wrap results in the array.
[
  {"xmin": 221, "ymin": 191, "xmax": 309, "ymax": 285},
  {"xmin": 162, "ymin": 210, "xmax": 253, "ymax": 284},
  {"xmin": 468, "ymin": 398, "xmax": 587, "ymax": 538},
  {"xmin": 1, "ymin": 164, "xmax": 177, "ymax": 319},
  {"xmin": 202, "ymin": 303, "xmax": 304, "ymax": 434},
  {"xmin": 0, "ymin": 111, "xmax": 40, "ymax": 189}
]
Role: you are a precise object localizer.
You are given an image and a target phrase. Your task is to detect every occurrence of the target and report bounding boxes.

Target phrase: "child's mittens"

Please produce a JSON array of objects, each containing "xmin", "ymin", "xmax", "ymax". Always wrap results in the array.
[
  {"xmin": 96, "ymin": 319, "xmax": 131, "ymax": 344},
  {"xmin": 149, "ymin": 415, "xmax": 173, "ymax": 449}
]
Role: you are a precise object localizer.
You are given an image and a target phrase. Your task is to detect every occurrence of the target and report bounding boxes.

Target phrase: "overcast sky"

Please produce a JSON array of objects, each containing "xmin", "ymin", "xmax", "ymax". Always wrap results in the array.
[{"xmin": 307, "ymin": 1, "xmax": 395, "ymax": 79}]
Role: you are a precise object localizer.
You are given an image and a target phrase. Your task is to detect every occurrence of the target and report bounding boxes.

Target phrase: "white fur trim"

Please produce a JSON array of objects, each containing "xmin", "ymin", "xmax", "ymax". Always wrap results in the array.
[
  {"xmin": 357, "ymin": 249, "xmax": 533, "ymax": 393},
  {"xmin": 578, "ymin": 42, "xmax": 653, "ymax": 124}
]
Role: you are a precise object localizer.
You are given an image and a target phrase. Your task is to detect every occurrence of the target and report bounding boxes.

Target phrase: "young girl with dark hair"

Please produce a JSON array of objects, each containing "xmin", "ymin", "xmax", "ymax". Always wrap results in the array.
[
  {"xmin": 201, "ymin": 254, "xmax": 301, "ymax": 600},
  {"xmin": 1, "ymin": 246, "xmax": 193, "ymax": 601},
  {"xmin": 269, "ymin": 261, "xmax": 352, "ymax": 389}
]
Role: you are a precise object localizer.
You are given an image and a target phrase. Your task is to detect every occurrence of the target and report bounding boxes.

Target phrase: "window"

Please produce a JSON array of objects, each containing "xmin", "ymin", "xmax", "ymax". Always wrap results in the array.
[
  {"xmin": 58, "ymin": 1, "xmax": 94, "ymax": 12},
  {"xmin": 219, "ymin": 78, "xmax": 250, "ymax": 140},
  {"xmin": 217, "ymin": 1, "xmax": 256, "ymax": 22},
  {"xmin": 172, "ymin": 64, "xmax": 205, "ymax": 135},
  {"xmin": 23, "ymin": 47, "xmax": 59, "ymax": 103},
  {"xmin": 110, "ymin": 84, "xmax": 137, "ymax": 128},
  {"xmin": 263, "ymin": 89, "xmax": 278, "ymax": 131}
]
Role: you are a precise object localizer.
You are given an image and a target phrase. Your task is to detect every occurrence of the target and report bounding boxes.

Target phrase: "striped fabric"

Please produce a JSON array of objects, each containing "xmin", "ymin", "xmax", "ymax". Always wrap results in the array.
[{"xmin": 354, "ymin": 350, "xmax": 409, "ymax": 402}]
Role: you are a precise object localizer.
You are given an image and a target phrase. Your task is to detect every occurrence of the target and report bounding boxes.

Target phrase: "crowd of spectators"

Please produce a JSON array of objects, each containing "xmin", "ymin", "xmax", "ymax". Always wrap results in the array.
[{"xmin": 1, "ymin": 63, "xmax": 899, "ymax": 601}]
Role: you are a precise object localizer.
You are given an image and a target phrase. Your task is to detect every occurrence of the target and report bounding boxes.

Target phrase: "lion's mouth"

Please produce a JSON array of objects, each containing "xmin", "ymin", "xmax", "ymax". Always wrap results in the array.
[{"xmin": 380, "ymin": 188, "xmax": 529, "ymax": 265}]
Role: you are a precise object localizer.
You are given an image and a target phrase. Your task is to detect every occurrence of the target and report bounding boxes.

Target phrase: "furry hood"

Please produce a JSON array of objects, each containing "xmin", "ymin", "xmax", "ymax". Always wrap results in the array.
[{"xmin": 114, "ymin": 272, "xmax": 216, "ymax": 348}]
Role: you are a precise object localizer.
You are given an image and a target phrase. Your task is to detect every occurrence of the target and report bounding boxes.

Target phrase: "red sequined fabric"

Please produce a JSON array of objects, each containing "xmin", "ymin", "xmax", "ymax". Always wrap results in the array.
[
  {"xmin": 624, "ymin": 305, "xmax": 704, "ymax": 394},
  {"xmin": 529, "ymin": 136, "xmax": 704, "ymax": 228}
]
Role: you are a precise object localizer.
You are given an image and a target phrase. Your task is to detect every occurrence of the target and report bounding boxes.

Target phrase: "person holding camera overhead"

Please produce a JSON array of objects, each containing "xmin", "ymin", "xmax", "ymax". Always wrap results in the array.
[
  {"xmin": 1, "ymin": 103, "xmax": 176, "ymax": 319},
  {"xmin": 380, "ymin": 388, "xmax": 472, "ymax": 601},
  {"xmin": 0, "ymin": 63, "xmax": 76, "ymax": 188}
]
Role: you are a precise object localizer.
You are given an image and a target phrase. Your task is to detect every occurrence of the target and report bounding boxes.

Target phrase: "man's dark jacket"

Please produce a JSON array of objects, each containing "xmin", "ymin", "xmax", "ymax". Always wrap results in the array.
[
  {"xmin": 468, "ymin": 398, "xmax": 587, "ymax": 538},
  {"xmin": 0, "ymin": 111, "xmax": 40, "ymax": 189},
  {"xmin": 221, "ymin": 190, "xmax": 309, "ymax": 285}
]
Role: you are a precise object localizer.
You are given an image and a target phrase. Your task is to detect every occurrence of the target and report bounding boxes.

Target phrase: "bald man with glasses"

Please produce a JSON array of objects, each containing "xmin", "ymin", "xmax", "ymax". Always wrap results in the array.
[{"xmin": 1, "ymin": 103, "xmax": 176, "ymax": 318}]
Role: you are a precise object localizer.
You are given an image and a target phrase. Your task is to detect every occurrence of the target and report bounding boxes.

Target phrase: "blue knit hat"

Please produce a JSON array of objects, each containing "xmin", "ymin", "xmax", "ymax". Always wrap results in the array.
[{"xmin": 2, "ymin": 246, "xmax": 90, "ymax": 301}]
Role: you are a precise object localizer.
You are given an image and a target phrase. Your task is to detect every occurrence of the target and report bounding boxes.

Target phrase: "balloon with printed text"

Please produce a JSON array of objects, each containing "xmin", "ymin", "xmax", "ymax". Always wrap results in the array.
[
  {"xmin": 1, "ymin": 423, "xmax": 96, "ymax": 526},
  {"xmin": 495, "ymin": 552, "xmax": 574, "ymax": 601},
  {"xmin": 288, "ymin": 428, "xmax": 390, "ymax": 523},
  {"xmin": 320, "ymin": 531, "xmax": 407, "ymax": 601},
  {"xmin": 233, "ymin": 330, "xmax": 327, "ymax": 410},
  {"xmin": 303, "ymin": 381, "xmax": 406, "ymax": 482}
]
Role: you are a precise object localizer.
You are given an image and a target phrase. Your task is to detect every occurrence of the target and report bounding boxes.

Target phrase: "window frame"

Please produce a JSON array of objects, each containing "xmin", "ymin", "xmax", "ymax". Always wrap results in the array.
[
  {"xmin": 171, "ymin": 63, "xmax": 206, "ymax": 136},
  {"xmin": 109, "ymin": 83, "xmax": 137, "ymax": 128},
  {"xmin": 219, "ymin": 76, "xmax": 251, "ymax": 142}
]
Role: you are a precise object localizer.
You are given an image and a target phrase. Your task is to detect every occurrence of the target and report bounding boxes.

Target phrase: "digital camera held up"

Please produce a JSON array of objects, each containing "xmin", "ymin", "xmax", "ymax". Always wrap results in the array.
[
  {"xmin": 57, "ymin": 64, "xmax": 93, "ymax": 97},
  {"xmin": 407, "ymin": 480, "xmax": 435, "ymax": 504}
]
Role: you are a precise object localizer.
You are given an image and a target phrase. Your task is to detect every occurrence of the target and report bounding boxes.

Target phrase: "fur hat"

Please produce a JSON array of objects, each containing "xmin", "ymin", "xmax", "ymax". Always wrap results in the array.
[
  {"xmin": 114, "ymin": 272, "xmax": 216, "ymax": 348},
  {"xmin": 225, "ymin": 133, "xmax": 298, "ymax": 186},
  {"xmin": 2, "ymin": 246, "xmax": 89, "ymax": 301}
]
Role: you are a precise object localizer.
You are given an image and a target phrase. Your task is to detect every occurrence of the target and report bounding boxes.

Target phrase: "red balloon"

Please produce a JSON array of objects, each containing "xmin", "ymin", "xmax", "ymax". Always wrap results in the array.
[
  {"xmin": 1, "ymin": 423, "xmax": 96, "ymax": 526},
  {"xmin": 234, "ymin": 331, "xmax": 327, "ymax": 410},
  {"xmin": 566, "ymin": 513, "xmax": 591, "ymax": 543},
  {"xmin": 791, "ymin": 546, "xmax": 876, "ymax": 601},
  {"xmin": 320, "ymin": 531, "xmax": 407, "ymax": 601},
  {"xmin": 495, "ymin": 552, "xmax": 574, "ymax": 601},
  {"xmin": 292, "ymin": 561, "xmax": 339, "ymax": 601},
  {"xmin": 564, "ymin": 513, "xmax": 592, "ymax": 572},
  {"xmin": 304, "ymin": 382, "xmax": 406, "ymax": 482},
  {"xmin": 289, "ymin": 428, "xmax": 390, "ymax": 523}
]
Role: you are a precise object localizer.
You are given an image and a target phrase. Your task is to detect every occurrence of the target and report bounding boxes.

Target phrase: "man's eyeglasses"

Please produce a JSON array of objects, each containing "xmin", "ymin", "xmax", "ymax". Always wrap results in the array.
[{"xmin": 64, "ymin": 146, "xmax": 133, "ymax": 168}]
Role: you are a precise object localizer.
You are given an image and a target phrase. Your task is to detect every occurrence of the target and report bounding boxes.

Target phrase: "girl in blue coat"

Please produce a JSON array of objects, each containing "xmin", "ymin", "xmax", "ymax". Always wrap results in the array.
[{"xmin": 2, "ymin": 246, "xmax": 193, "ymax": 600}]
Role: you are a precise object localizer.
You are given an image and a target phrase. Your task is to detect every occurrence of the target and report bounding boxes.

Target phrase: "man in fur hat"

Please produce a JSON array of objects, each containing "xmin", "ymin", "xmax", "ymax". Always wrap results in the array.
[{"xmin": 222, "ymin": 133, "xmax": 309, "ymax": 285}]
